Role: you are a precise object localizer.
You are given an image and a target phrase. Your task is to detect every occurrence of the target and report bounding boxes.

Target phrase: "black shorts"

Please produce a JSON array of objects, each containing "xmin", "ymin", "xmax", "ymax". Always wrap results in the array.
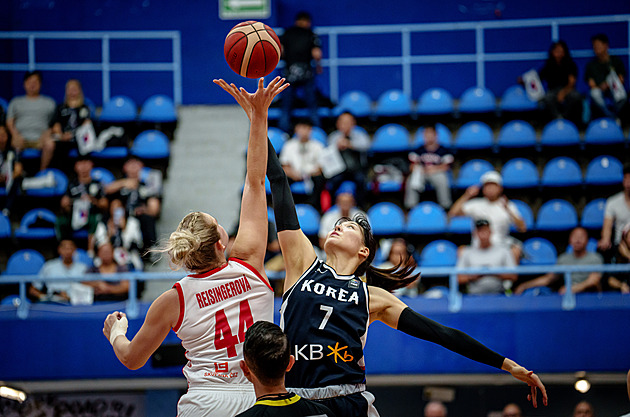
[{"xmin": 315, "ymin": 391, "xmax": 378, "ymax": 417}]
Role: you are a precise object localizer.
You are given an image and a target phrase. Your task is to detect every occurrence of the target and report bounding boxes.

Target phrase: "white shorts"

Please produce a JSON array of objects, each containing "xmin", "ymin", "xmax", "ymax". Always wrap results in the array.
[{"xmin": 177, "ymin": 384, "xmax": 255, "ymax": 417}]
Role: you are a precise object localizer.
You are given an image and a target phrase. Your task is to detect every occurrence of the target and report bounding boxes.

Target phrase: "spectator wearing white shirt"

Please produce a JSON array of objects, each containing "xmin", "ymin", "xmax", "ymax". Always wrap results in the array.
[
  {"xmin": 449, "ymin": 170, "xmax": 526, "ymax": 262},
  {"xmin": 598, "ymin": 164, "xmax": 630, "ymax": 253},
  {"xmin": 279, "ymin": 120, "xmax": 326, "ymax": 210},
  {"xmin": 318, "ymin": 191, "xmax": 366, "ymax": 248}
]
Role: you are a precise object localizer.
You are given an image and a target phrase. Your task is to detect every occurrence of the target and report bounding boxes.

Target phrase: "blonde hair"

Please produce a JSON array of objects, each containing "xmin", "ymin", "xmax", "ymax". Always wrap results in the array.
[
  {"xmin": 162, "ymin": 212, "xmax": 222, "ymax": 272},
  {"xmin": 64, "ymin": 79, "xmax": 84, "ymax": 107}
]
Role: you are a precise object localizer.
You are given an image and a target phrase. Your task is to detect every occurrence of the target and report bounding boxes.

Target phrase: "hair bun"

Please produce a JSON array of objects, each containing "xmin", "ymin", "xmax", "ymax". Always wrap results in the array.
[{"xmin": 169, "ymin": 230, "xmax": 201, "ymax": 265}]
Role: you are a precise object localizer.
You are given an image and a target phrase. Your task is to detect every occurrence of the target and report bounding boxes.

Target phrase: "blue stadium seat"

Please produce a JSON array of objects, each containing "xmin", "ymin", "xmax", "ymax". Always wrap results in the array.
[
  {"xmin": 536, "ymin": 199, "xmax": 578, "ymax": 231},
  {"xmin": 413, "ymin": 123, "xmax": 453, "ymax": 148},
  {"xmin": 405, "ymin": 202, "xmax": 447, "ymax": 234},
  {"xmin": 290, "ymin": 181, "xmax": 309, "ymax": 195},
  {"xmin": 268, "ymin": 127, "xmax": 288, "ymax": 154},
  {"xmin": 521, "ymin": 286, "xmax": 553, "ymax": 296},
  {"xmin": 0, "ymin": 213, "xmax": 11, "ymax": 239},
  {"xmin": 99, "ymin": 95, "xmax": 137, "ymax": 123},
  {"xmin": 370, "ymin": 124, "xmax": 411, "ymax": 153},
  {"xmin": 367, "ymin": 202, "xmax": 405, "ymax": 236},
  {"xmin": 139, "ymin": 95, "xmax": 177, "ymax": 123},
  {"xmin": 74, "ymin": 248, "xmax": 94, "ymax": 268},
  {"xmin": 295, "ymin": 204, "xmax": 320, "ymax": 236},
  {"xmin": 584, "ymin": 118, "xmax": 625, "ymax": 146},
  {"xmin": 84, "ymin": 97, "xmax": 97, "ymax": 119},
  {"xmin": 19, "ymin": 148, "xmax": 42, "ymax": 160},
  {"xmin": 2, "ymin": 249, "xmax": 46, "ymax": 275},
  {"xmin": 310, "ymin": 126, "xmax": 328, "ymax": 146},
  {"xmin": 496, "ymin": 120, "xmax": 537, "ymax": 149},
  {"xmin": 540, "ymin": 157, "xmax": 582, "ymax": 187},
  {"xmin": 416, "ymin": 88, "xmax": 454, "ymax": 115},
  {"xmin": 91, "ymin": 147, "xmax": 129, "ymax": 160},
  {"xmin": 374, "ymin": 89, "xmax": 413, "ymax": 117},
  {"xmin": 510, "ymin": 200, "xmax": 535, "ymax": 232},
  {"xmin": 24, "ymin": 168, "xmax": 68, "ymax": 198},
  {"xmin": 131, "ymin": 130, "xmax": 170, "ymax": 160},
  {"xmin": 14, "ymin": 208, "xmax": 57, "ymax": 240},
  {"xmin": 585, "ymin": 155, "xmax": 623, "ymax": 186},
  {"xmin": 332, "ymin": 90, "xmax": 372, "ymax": 118},
  {"xmin": 447, "ymin": 216, "xmax": 473, "ymax": 234},
  {"xmin": 458, "ymin": 87, "xmax": 496, "ymax": 114},
  {"xmin": 566, "ymin": 238, "xmax": 598, "ymax": 254},
  {"xmin": 581, "ymin": 199, "xmax": 606, "ymax": 230},
  {"xmin": 540, "ymin": 119, "xmax": 580, "ymax": 147},
  {"xmin": 91, "ymin": 167, "xmax": 116, "ymax": 185},
  {"xmin": 499, "ymin": 85, "xmax": 538, "ymax": 112},
  {"xmin": 455, "ymin": 159, "xmax": 494, "ymax": 188},
  {"xmin": 0, "ymin": 97, "xmax": 8, "ymax": 112},
  {"xmin": 453, "ymin": 121, "xmax": 494, "ymax": 150},
  {"xmin": 501, "ymin": 158, "xmax": 539, "ymax": 188},
  {"xmin": 420, "ymin": 240, "xmax": 458, "ymax": 267},
  {"xmin": 521, "ymin": 237, "xmax": 557, "ymax": 265}
]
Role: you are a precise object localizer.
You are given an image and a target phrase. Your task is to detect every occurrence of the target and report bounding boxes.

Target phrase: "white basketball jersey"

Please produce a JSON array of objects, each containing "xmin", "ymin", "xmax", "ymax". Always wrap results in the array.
[{"xmin": 173, "ymin": 258, "xmax": 274, "ymax": 387}]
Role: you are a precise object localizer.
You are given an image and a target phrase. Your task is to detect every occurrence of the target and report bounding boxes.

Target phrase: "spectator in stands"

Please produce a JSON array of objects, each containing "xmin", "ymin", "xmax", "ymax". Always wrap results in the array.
[
  {"xmin": 326, "ymin": 112, "xmax": 370, "ymax": 208},
  {"xmin": 572, "ymin": 400, "xmax": 594, "ymax": 417},
  {"xmin": 50, "ymin": 79, "xmax": 91, "ymax": 156},
  {"xmin": 318, "ymin": 190, "xmax": 366, "ymax": 248},
  {"xmin": 515, "ymin": 227, "xmax": 603, "ymax": 295},
  {"xmin": 598, "ymin": 164, "xmax": 630, "ymax": 254},
  {"xmin": 85, "ymin": 242, "xmax": 130, "ymax": 301},
  {"xmin": 424, "ymin": 401, "xmax": 447, "ymax": 417},
  {"xmin": 28, "ymin": 239, "xmax": 88, "ymax": 302},
  {"xmin": 56, "ymin": 154, "xmax": 108, "ymax": 249},
  {"xmin": 538, "ymin": 40, "xmax": 583, "ymax": 126},
  {"xmin": 585, "ymin": 33, "xmax": 627, "ymax": 122},
  {"xmin": 606, "ymin": 223, "xmax": 630, "ymax": 293},
  {"xmin": 6, "ymin": 71, "xmax": 56, "ymax": 171},
  {"xmin": 94, "ymin": 200, "xmax": 144, "ymax": 271},
  {"xmin": 502, "ymin": 403, "xmax": 522, "ymax": 417},
  {"xmin": 279, "ymin": 120, "xmax": 326, "ymax": 210},
  {"xmin": 105, "ymin": 155, "xmax": 161, "ymax": 252},
  {"xmin": 379, "ymin": 238, "xmax": 418, "ymax": 297},
  {"xmin": 449, "ymin": 171, "xmax": 526, "ymax": 262},
  {"xmin": 278, "ymin": 11, "xmax": 322, "ymax": 133},
  {"xmin": 0, "ymin": 124, "xmax": 23, "ymax": 217},
  {"xmin": 404, "ymin": 122, "xmax": 453, "ymax": 209},
  {"xmin": 457, "ymin": 219, "xmax": 517, "ymax": 295}
]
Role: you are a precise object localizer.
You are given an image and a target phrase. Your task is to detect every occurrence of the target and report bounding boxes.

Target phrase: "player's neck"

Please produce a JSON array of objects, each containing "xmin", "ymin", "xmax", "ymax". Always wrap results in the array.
[{"xmin": 254, "ymin": 383, "xmax": 288, "ymax": 401}]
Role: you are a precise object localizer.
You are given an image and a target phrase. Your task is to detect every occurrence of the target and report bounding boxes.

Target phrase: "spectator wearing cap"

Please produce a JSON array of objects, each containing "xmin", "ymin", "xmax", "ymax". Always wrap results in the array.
[
  {"xmin": 318, "ymin": 190, "xmax": 366, "ymax": 248},
  {"xmin": 456, "ymin": 219, "xmax": 518, "ymax": 295},
  {"xmin": 515, "ymin": 227, "xmax": 603, "ymax": 295},
  {"xmin": 449, "ymin": 170, "xmax": 526, "ymax": 262}
]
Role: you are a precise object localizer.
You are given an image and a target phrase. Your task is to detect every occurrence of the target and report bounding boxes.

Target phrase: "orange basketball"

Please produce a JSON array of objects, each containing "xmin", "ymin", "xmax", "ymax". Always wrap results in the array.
[{"xmin": 224, "ymin": 21, "xmax": 282, "ymax": 78}]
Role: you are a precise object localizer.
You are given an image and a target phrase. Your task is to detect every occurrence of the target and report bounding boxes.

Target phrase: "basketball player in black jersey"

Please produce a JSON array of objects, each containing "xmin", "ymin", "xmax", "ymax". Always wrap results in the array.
[
  {"xmin": 225, "ymin": 91, "xmax": 548, "ymax": 417},
  {"xmin": 236, "ymin": 321, "xmax": 336, "ymax": 417}
]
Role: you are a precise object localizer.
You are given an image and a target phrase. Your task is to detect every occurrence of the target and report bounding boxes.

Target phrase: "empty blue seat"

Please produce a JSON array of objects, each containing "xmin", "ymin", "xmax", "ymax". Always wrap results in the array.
[
  {"xmin": 405, "ymin": 202, "xmax": 447, "ymax": 234},
  {"xmin": 454, "ymin": 121, "xmax": 494, "ymax": 150},
  {"xmin": 536, "ymin": 199, "xmax": 578, "ymax": 231},
  {"xmin": 131, "ymin": 130, "xmax": 170, "ymax": 159},
  {"xmin": 416, "ymin": 88, "xmax": 454, "ymax": 115},
  {"xmin": 455, "ymin": 159, "xmax": 494, "ymax": 188},
  {"xmin": 24, "ymin": 168, "xmax": 68, "ymax": 198},
  {"xmin": 99, "ymin": 95, "xmax": 137, "ymax": 123},
  {"xmin": 521, "ymin": 238, "xmax": 557, "ymax": 265},
  {"xmin": 374, "ymin": 89, "xmax": 413, "ymax": 117},
  {"xmin": 332, "ymin": 90, "xmax": 372, "ymax": 118},
  {"xmin": 585, "ymin": 155, "xmax": 623, "ymax": 186},
  {"xmin": 14, "ymin": 208, "xmax": 57, "ymax": 240},
  {"xmin": 500, "ymin": 85, "xmax": 538, "ymax": 112},
  {"xmin": 91, "ymin": 147, "xmax": 129, "ymax": 160},
  {"xmin": 367, "ymin": 202, "xmax": 405, "ymax": 236},
  {"xmin": 501, "ymin": 158, "xmax": 539, "ymax": 188},
  {"xmin": 295, "ymin": 204, "xmax": 320, "ymax": 236},
  {"xmin": 581, "ymin": 199, "xmax": 606, "ymax": 229},
  {"xmin": 268, "ymin": 127, "xmax": 288, "ymax": 154},
  {"xmin": 540, "ymin": 119, "xmax": 580, "ymax": 147},
  {"xmin": 19, "ymin": 148, "xmax": 42, "ymax": 160},
  {"xmin": 447, "ymin": 216, "xmax": 473, "ymax": 234},
  {"xmin": 584, "ymin": 118, "xmax": 625, "ymax": 145},
  {"xmin": 74, "ymin": 248, "xmax": 94, "ymax": 268},
  {"xmin": 510, "ymin": 200, "xmax": 535, "ymax": 232},
  {"xmin": 496, "ymin": 120, "xmax": 537, "ymax": 149},
  {"xmin": 91, "ymin": 167, "xmax": 116, "ymax": 185},
  {"xmin": 414, "ymin": 123, "xmax": 453, "ymax": 148},
  {"xmin": 458, "ymin": 87, "xmax": 496, "ymax": 114},
  {"xmin": 290, "ymin": 181, "xmax": 309, "ymax": 195},
  {"xmin": 3, "ymin": 249, "xmax": 46, "ymax": 275},
  {"xmin": 420, "ymin": 240, "xmax": 458, "ymax": 267},
  {"xmin": 139, "ymin": 95, "xmax": 177, "ymax": 123},
  {"xmin": 370, "ymin": 124, "xmax": 411, "ymax": 153},
  {"xmin": 540, "ymin": 157, "xmax": 582, "ymax": 187},
  {"xmin": 0, "ymin": 213, "xmax": 11, "ymax": 239}
]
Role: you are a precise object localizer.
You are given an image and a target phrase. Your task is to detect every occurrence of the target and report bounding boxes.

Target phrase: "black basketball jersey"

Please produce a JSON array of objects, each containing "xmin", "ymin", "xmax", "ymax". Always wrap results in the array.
[
  {"xmin": 280, "ymin": 259, "xmax": 370, "ymax": 389},
  {"xmin": 235, "ymin": 393, "xmax": 335, "ymax": 417}
]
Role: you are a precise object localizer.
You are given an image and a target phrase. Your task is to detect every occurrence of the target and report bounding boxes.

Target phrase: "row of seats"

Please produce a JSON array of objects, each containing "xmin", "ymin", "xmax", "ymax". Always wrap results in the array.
[{"xmin": 1, "ymin": 248, "xmax": 94, "ymax": 276}]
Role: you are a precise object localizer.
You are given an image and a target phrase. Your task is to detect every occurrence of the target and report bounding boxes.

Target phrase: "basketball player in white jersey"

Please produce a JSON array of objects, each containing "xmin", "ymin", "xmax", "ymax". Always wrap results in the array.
[{"xmin": 103, "ymin": 76, "xmax": 289, "ymax": 417}]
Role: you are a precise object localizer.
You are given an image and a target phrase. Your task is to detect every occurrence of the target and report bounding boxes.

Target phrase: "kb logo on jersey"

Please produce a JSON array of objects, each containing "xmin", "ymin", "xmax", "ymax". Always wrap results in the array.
[
  {"xmin": 348, "ymin": 279, "xmax": 361, "ymax": 289},
  {"xmin": 294, "ymin": 343, "xmax": 354, "ymax": 363}
]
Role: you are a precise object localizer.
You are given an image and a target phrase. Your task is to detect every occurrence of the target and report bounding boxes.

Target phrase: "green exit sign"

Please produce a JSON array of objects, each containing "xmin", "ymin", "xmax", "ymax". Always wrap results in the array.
[{"xmin": 219, "ymin": 0, "xmax": 270, "ymax": 19}]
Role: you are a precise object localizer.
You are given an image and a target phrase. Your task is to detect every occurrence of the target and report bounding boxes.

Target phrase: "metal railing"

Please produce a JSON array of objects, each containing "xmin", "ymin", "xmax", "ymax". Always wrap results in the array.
[{"xmin": 2, "ymin": 264, "xmax": 628, "ymax": 319}]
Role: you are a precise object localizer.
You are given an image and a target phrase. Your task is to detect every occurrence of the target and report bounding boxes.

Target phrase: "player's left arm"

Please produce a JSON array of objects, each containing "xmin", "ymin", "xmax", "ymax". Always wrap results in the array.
[
  {"xmin": 103, "ymin": 289, "xmax": 179, "ymax": 370},
  {"xmin": 368, "ymin": 286, "xmax": 548, "ymax": 408}
]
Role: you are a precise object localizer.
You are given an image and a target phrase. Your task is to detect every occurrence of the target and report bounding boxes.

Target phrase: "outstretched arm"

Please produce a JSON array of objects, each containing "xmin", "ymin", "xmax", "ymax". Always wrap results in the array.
[{"xmin": 369, "ymin": 286, "xmax": 548, "ymax": 408}]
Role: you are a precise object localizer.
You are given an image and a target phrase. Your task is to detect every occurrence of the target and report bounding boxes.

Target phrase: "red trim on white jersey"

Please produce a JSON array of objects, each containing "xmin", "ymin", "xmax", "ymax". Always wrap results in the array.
[
  {"xmin": 188, "ymin": 261, "xmax": 230, "ymax": 279},
  {"xmin": 173, "ymin": 282, "xmax": 185, "ymax": 332},
  {"xmin": 229, "ymin": 257, "xmax": 273, "ymax": 292}
]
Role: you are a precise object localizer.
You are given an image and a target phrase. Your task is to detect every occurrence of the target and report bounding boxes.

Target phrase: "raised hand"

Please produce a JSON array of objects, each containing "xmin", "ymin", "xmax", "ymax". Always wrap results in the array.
[{"xmin": 213, "ymin": 76, "xmax": 289, "ymax": 120}]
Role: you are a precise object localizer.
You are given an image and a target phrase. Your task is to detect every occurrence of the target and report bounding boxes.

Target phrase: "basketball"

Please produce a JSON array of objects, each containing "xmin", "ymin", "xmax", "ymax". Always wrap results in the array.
[{"xmin": 224, "ymin": 21, "xmax": 282, "ymax": 78}]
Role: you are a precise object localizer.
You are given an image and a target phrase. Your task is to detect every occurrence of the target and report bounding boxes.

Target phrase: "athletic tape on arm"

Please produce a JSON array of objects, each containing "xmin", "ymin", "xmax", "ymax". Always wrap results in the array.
[{"xmin": 109, "ymin": 316, "xmax": 129, "ymax": 346}]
